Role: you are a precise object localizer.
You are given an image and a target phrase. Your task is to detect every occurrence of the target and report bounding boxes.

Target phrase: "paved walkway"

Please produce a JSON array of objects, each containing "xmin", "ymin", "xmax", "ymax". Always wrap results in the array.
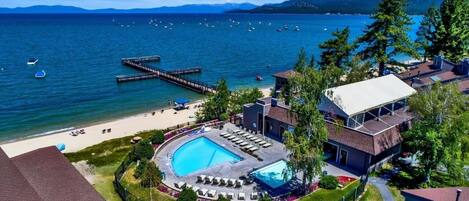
[{"xmin": 369, "ymin": 177, "xmax": 394, "ymax": 201}]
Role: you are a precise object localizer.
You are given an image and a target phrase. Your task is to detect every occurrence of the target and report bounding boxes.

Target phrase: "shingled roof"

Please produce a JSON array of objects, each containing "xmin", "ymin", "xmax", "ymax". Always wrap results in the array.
[
  {"xmin": 0, "ymin": 146, "xmax": 104, "ymax": 201},
  {"xmin": 266, "ymin": 105, "xmax": 402, "ymax": 155},
  {"xmin": 402, "ymin": 187, "xmax": 469, "ymax": 201}
]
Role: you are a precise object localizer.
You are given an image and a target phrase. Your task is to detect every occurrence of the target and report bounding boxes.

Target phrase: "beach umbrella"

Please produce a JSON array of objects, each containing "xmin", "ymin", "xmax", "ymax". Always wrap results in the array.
[{"xmin": 56, "ymin": 143, "xmax": 66, "ymax": 151}]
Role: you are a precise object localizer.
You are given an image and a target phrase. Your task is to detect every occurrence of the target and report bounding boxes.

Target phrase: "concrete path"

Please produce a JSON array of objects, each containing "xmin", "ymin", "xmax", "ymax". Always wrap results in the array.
[{"xmin": 369, "ymin": 177, "xmax": 394, "ymax": 201}]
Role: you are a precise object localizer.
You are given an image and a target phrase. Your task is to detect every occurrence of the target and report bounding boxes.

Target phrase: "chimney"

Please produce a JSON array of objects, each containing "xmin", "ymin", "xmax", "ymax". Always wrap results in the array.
[
  {"xmin": 458, "ymin": 58, "xmax": 469, "ymax": 76},
  {"xmin": 456, "ymin": 189, "xmax": 462, "ymax": 201},
  {"xmin": 433, "ymin": 55, "xmax": 444, "ymax": 70},
  {"xmin": 271, "ymin": 98, "xmax": 278, "ymax": 107}
]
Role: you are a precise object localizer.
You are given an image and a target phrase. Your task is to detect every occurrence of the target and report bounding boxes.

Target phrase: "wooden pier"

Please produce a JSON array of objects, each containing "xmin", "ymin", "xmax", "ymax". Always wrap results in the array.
[
  {"xmin": 116, "ymin": 67, "xmax": 202, "ymax": 83},
  {"xmin": 118, "ymin": 58, "xmax": 216, "ymax": 94},
  {"xmin": 122, "ymin": 55, "xmax": 161, "ymax": 63}
]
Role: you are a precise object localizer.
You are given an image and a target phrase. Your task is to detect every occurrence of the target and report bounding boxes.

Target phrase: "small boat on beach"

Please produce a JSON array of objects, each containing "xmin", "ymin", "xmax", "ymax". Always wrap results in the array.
[
  {"xmin": 27, "ymin": 58, "xmax": 38, "ymax": 65},
  {"xmin": 35, "ymin": 70, "xmax": 46, "ymax": 79}
]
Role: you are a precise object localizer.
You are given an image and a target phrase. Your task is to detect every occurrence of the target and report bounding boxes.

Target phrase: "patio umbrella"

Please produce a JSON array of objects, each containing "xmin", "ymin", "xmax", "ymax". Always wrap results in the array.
[
  {"xmin": 56, "ymin": 143, "xmax": 66, "ymax": 151},
  {"xmin": 175, "ymin": 97, "xmax": 190, "ymax": 106}
]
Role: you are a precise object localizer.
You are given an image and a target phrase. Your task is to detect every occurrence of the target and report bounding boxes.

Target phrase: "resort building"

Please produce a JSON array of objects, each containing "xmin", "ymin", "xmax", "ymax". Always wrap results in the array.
[
  {"xmin": 0, "ymin": 146, "xmax": 104, "ymax": 201},
  {"xmin": 243, "ymin": 74, "xmax": 416, "ymax": 174},
  {"xmin": 401, "ymin": 187, "xmax": 469, "ymax": 201},
  {"xmin": 398, "ymin": 56, "xmax": 469, "ymax": 94}
]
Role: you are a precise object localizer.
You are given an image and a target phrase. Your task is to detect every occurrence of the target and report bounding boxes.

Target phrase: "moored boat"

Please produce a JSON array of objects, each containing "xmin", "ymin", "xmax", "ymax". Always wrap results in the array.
[
  {"xmin": 35, "ymin": 70, "xmax": 46, "ymax": 79},
  {"xmin": 27, "ymin": 58, "xmax": 38, "ymax": 65}
]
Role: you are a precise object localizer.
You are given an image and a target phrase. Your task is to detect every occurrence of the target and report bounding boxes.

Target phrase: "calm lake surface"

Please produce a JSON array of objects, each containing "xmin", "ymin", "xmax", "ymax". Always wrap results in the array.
[{"xmin": 0, "ymin": 14, "xmax": 422, "ymax": 141}]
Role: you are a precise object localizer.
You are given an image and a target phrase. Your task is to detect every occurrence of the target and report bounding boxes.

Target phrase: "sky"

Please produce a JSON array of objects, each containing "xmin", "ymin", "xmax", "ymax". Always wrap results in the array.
[{"xmin": 1, "ymin": 0, "xmax": 284, "ymax": 9}]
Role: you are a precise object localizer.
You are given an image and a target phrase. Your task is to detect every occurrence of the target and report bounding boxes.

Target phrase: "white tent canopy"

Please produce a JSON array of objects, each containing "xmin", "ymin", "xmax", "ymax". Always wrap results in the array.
[{"xmin": 323, "ymin": 74, "xmax": 417, "ymax": 117}]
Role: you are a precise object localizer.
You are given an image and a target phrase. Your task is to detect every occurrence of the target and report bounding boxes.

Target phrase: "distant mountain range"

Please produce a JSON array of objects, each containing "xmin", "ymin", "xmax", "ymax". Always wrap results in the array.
[
  {"xmin": 232, "ymin": 0, "xmax": 442, "ymax": 14},
  {"xmin": 0, "ymin": 3, "xmax": 257, "ymax": 14}
]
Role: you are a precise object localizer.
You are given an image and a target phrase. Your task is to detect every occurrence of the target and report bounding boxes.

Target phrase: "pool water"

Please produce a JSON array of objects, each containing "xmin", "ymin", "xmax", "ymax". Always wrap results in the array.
[
  {"xmin": 251, "ymin": 160, "xmax": 293, "ymax": 188},
  {"xmin": 172, "ymin": 137, "xmax": 242, "ymax": 176}
]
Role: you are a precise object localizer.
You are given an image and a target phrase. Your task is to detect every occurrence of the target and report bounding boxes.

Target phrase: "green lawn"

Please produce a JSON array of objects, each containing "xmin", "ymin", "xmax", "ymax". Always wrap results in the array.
[
  {"xmin": 359, "ymin": 185, "xmax": 383, "ymax": 201},
  {"xmin": 388, "ymin": 186, "xmax": 405, "ymax": 201},
  {"xmin": 121, "ymin": 164, "xmax": 174, "ymax": 201},
  {"xmin": 301, "ymin": 180, "xmax": 360, "ymax": 201},
  {"xmin": 65, "ymin": 129, "xmax": 169, "ymax": 201}
]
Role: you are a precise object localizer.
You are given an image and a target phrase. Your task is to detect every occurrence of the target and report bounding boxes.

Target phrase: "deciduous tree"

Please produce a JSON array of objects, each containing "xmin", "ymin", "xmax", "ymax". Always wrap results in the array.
[{"xmin": 404, "ymin": 83, "xmax": 469, "ymax": 184}]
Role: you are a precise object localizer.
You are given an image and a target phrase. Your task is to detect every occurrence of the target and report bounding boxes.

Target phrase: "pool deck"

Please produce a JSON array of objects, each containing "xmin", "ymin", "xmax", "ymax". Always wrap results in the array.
[{"xmin": 155, "ymin": 123, "xmax": 358, "ymax": 200}]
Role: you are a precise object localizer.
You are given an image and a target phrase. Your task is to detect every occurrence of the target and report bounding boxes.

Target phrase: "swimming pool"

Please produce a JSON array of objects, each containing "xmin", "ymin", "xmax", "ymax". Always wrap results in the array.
[
  {"xmin": 172, "ymin": 136, "xmax": 242, "ymax": 176},
  {"xmin": 251, "ymin": 160, "xmax": 293, "ymax": 189}
]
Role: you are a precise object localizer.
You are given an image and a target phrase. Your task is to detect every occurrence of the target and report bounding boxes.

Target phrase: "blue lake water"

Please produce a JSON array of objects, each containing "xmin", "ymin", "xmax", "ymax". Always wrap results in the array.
[
  {"xmin": 171, "ymin": 136, "xmax": 242, "ymax": 176},
  {"xmin": 0, "ymin": 14, "xmax": 421, "ymax": 141}
]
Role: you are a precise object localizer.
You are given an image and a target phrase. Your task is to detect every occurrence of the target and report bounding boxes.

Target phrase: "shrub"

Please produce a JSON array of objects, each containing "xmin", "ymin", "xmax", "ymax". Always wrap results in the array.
[
  {"xmin": 217, "ymin": 196, "xmax": 231, "ymax": 201},
  {"xmin": 319, "ymin": 175, "xmax": 338, "ymax": 189},
  {"xmin": 131, "ymin": 139, "xmax": 154, "ymax": 161},
  {"xmin": 177, "ymin": 188, "xmax": 197, "ymax": 201},
  {"xmin": 134, "ymin": 158, "xmax": 148, "ymax": 178},
  {"xmin": 150, "ymin": 130, "xmax": 165, "ymax": 144},
  {"xmin": 219, "ymin": 112, "xmax": 229, "ymax": 121},
  {"xmin": 259, "ymin": 196, "xmax": 272, "ymax": 201},
  {"xmin": 140, "ymin": 161, "xmax": 162, "ymax": 188}
]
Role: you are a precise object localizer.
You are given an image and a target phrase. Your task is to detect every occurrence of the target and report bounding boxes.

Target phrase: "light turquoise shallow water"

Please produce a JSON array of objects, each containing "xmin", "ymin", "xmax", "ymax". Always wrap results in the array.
[
  {"xmin": 171, "ymin": 136, "xmax": 242, "ymax": 176},
  {"xmin": 0, "ymin": 14, "xmax": 421, "ymax": 141}
]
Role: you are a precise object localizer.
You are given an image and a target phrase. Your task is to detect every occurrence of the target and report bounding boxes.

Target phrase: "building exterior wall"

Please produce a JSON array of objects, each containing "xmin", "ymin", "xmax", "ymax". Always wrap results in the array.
[
  {"xmin": 329, "ymin": 141, "xmax": 371, "ymax": 173},
  {"xmin": 243, "ymin": 102, "xmax": 270, "ymax": 133},
  {"xmin": 265, "ymin": 117, "xmax": 291, "ymax": 141}
]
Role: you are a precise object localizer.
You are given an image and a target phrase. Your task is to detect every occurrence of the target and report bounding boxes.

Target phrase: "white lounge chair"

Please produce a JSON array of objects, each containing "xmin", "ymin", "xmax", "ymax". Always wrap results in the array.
[
  {"xmin": 198, "ymin": 188, "xmax": 208, "ymax": 196},
  {"xmin": 242, "ymin": 133, "xmax": 250, "ymax": 137},
  {"xmin": 258, "ymin": 140, "xmax": 267, "ymax": 145},
  {"xmin": 227, "ymin": 192, "xmax": 235, "ymax": 199},
  {"xmin": 227, "ymin": 136, "xmax": 236, "ymax": 140},
  {"xmin": 192, "ymin": 186, "xmax": 200, "ymax": 193},
  {"xmin": 245, "ymin": 134, "xmax": 253, "ymax": 139},
  {"xmin": 208, "ymin": 189, "xmax": 217, "ymax": 197},
  {"xmin": 235, "ymin": 139, "xmax": 244, "ymax": 144},
  {"xmin": 231, "ymin": 137, "xmax": 240, "ymax": 142},
  {"xmin": 235, "ymin": 179, "xmax": 244, "ymax": 187},
  {"xmin": 213, "ymin": 177, "xmax": 221, "ymax": 184},
  {"xmin": 205, "ymin": 176, "xmax": 214, "ymax": 183},
  {"xmin": 262, "ymin": 143, "xmax": 272, "ymax": 148},
  {"xmin": 228, "ymin": 178, "xmax": 236, "ymax": 186},
  {"xmin": 239, "ymin": 142, "xmax": 248, "ymax": 146},
  {"xmin": 221, "ymin": 178, "xmax": 229, "ymax": 185},
  {"xmin": 254, "ymin": 138, "xmax": 262, "ymax": 143},
  {"xmin": 219, "ymin": 192, "xmax": 227, "ymax": 198},
  {"xmin": 223, "ymin": 134, "xmax": 232, "ymax": 138},
  {"xmin": 250, "ymin": 137, "xmax": 259, "ymax": 141},
  {"xmin": 238, "ymin": 192, "xmax": 246, "ymax": 200},
  {"xmin": 174, "ymin": 182, "xmax": 185, "ymax": 189},
  {"xmin": 185, "ymin": 184, "xmax": 193, "ymax": 189},
  {"xmin": 197, "ymin": 175, "xmax": 206, "ymax": 182},
  {"xmin": 243, "ymin": 144, "xmax": 254, "ymax": 150},
  {"xmin": 251, "ymin": 192, "xmax": 259, "ymax": 200},
  {"xmin": 249, "ymin": 146, "xmax": 259, "ymax": 152}
]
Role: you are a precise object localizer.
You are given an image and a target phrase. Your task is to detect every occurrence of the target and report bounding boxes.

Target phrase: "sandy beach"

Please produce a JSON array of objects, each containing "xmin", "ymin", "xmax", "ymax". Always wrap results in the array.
[{"xmin": 0, "ymin": 88, "xmax": 271, "ymax": 157}]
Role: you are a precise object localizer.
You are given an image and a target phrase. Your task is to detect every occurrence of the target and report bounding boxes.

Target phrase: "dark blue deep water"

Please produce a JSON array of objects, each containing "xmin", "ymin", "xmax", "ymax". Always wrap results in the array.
[{"xmin": 0, "ymin": 14, "xmax": 421, "ymax": 141}]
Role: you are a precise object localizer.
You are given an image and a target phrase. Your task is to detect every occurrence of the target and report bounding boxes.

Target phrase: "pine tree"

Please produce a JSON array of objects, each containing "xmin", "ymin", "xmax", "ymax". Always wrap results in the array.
[
  {"xmin": 357, "ymin": 0, "xmax": 418, "ymax": 76},
  {"xmin": 319, "ymin": 27, "xmax": 356, "ymax": 69},
  {"xmin": 416, "ymin": 0, "xmax": 468, "ymax": 62},
  {"xmin": 438, "ymin": 0, "xmax": 469, "ymax": 62},
  {"xmin": 415, "ymin": 7, "xmax": 439, "ymax": 61}
]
